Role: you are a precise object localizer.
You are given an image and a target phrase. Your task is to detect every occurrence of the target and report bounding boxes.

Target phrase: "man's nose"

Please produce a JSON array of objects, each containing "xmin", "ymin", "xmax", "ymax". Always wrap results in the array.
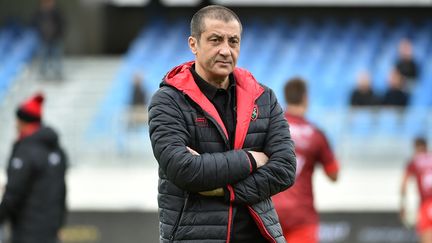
[{"xmin": 218, "ymin": 41, "xmax": 231, "ymax": 56}]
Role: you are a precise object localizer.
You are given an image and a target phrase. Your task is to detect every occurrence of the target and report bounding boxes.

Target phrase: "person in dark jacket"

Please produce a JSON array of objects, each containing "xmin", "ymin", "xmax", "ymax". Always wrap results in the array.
[
  {"xmin": 128, "ymin": 72, "xmax": 148, "ymax": 129},
  {"xmin": 148, "ymin": 5, "xmax": 296, "ymax": 243},
  {"xmin": 0, "ymin": 93, "xmax": 67, "ymax": 243},
  {"xmin": 382, "ymin": 69, "xmax": 410, "ymax": 108},
  {"xmin": 33, "ymin": 0, "xmax": 65, "ymax": 80},
  {"xmin": 395, "ymin": 38, "xmax": 419, "ymax": 85},
  {"xmin": 350, "ymin": 71, "xmax": 379, "ymax": 107}
]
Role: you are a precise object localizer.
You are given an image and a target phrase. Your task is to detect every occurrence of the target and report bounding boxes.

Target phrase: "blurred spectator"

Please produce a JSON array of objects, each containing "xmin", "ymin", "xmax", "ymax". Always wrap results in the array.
[
  {"xmin": 0, "ymin": 93, "xmax": 67, "ymax": 243},
  {"xmin": 400, "ymin": 137, "xmax": 432, "ymax": 243},
  {"xmin": 128, "ymin": 73, "xmax": 148, "ymax": 129},
  {"xmin": 349, "ymin": 71, "xmax": 380, "ymax": 107},
  {"xmin": 145, "ymin": 0, "xmax": 164, "ymax": 22},
  {"xmin": 396, "ymin": 38, "xmax": 419, "ymax": 86},
  {"xmin": 381, "ymin": 69, "xmax": 409, "ymax": 108},
  {"xmin": 33, "ymin": 0, "xmax": 65, "ymax": 81},
  {"xmin": 273, "ymin": 77, "xmax": 339, "ymax": 243}
]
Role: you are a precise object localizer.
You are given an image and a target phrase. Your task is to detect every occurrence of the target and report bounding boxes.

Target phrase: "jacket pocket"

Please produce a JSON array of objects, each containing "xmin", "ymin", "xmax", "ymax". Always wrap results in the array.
[{"xmin": 169, "ymin": 193, "xmax": 189, "ymax": 243}]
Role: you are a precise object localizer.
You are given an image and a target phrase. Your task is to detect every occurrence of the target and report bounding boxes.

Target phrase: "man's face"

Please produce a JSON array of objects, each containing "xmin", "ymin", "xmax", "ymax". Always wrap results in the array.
[
  {"xmin": 16, "ymin": 119, "xmax": 24, "ymax": 134},
  {"xmin": 415, "ymin": 144, "xmax": 427, "ymax": 154},
  {"xmin": 189, "ymin": 18, "xmax": 241, "ymax": 83}
]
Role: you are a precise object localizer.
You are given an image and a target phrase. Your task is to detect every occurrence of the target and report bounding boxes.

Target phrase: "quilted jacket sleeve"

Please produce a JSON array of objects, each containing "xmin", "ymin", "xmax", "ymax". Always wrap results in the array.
[
  {"xmin": 0, "ymin": 146, "xmax": 34, "ymax": 223},
  {"xmin": 149, "ymin": 87, "xmax": 253, "ymax": 193},
  {"xmin": 230, "ymin": 88, "xmax": 296, "ymax": 205}
]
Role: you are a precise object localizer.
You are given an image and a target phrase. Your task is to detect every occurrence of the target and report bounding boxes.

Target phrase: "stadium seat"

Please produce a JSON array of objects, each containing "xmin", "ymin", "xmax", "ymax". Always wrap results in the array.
[
  {"xmin": 0, "ymin": 25, "xmax": 38, "ymax": 101},
  {"xmin": 375, "ymin": 109, "xmax": 403, "ymax": 136},
  {"xmin": 347, "ymin": 109, "xmax": 375, "ymax": 137},
  {"xmin": 87, "ymin": 16, "xmax": 432, "ymax": 145}
]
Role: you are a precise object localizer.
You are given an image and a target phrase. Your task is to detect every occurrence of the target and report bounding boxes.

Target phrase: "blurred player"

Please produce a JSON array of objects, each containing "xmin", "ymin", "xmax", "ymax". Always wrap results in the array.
[
  {"xmin": 0, "ymin": 93, "xmax": 67, "ymax": 243},
  {"xmin": 272, "ymin": 77, "xmax": 340, "ymax": 243},
  {"xmin": 400, "ymin": 137, "xmax": 432, "ymax": 243}
]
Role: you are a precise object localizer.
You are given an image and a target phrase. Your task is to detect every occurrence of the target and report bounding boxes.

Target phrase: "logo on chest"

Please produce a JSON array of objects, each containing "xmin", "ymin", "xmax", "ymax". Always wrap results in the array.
[
  {"xmin": 48, "ymin": 152, "xmax": 61, "ymax": 166},
  {"xmin": 11, "ymin": 158, "xmax": 23, "ymax": 170},
  {"xmin": 195, "ymin": 116, "xmax": 208, "ymax": 127},
  {"xmin": 251, "ymin": 105, "xmax": 259, "ymax": 121}
]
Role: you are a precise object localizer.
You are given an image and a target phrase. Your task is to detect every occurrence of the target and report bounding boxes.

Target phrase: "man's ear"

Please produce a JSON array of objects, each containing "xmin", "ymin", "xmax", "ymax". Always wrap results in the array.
[
  {"xmin": 188, "ymin": 36, "xmax": 198, "ymax": 55},
  {"xmin": 302, "ymin": 94, "xmax": 308, "ymax": 108}
]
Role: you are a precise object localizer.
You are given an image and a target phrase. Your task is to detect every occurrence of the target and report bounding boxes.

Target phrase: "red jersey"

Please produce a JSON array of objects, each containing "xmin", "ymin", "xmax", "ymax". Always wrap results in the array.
[
  {"xmin": 272, "ymin": 113, "xmax": 339, "ymax": 230},
  {"xmin": 406, "ymin": 153, "xmax": 432, "ymax": 203}
]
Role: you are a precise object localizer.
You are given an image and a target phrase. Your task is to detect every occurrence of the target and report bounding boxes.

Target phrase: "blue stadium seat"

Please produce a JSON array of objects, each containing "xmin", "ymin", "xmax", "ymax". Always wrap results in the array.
[
  {"xmin": 0, "ymin": 26, "xmax": 38, "ymax": 101},
  {"xmin": 86, "ymin": 17, "xmax": 432, "ymax": 142},
  {"xmin": 403, "ymin": 107, "xmax": 428, "ymax": 138},
  {"xmin": 375, "ymin": 109, "xmax": 403, "ymax": 136},
  {"xmin": 348, "ymin": 109, "xmax": 375, "ymax": 137}
]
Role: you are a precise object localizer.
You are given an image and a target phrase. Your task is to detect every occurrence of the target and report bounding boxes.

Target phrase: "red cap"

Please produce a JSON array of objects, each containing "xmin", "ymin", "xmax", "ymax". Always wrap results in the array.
[{"xmin": 16, "ymin": 93, "xmax": 44, "ymax": 123}]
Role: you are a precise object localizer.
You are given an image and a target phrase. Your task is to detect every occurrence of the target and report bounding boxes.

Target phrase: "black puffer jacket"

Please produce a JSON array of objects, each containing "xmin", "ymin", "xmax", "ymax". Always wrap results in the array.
[
  {"xmin": 149, "ymin": 61, "xmax": 296, "ymax": 243},
  {"xmin": 0, "ymin": 126, "xmax": 67, "ymax": 243}
]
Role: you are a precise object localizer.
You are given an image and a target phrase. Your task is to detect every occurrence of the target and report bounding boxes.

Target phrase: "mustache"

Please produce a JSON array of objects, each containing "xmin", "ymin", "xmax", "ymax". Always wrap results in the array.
[
  {"xmin": 212, "ymin": 55, "xmax": 233, "ymax": 63},
  {"xmin": 214, "ymin": 59, "xmax": 232, "ymax": 63}
]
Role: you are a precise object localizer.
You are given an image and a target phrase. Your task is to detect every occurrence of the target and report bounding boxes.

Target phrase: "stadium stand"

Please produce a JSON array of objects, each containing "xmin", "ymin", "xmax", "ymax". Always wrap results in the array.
[
  {"xmin": 0, "ymin": 22, "xmax": 39, "ymax": 101},
  {"xmin": 88, "ymin": 17, "xmax": 432, "ymax": 153}
]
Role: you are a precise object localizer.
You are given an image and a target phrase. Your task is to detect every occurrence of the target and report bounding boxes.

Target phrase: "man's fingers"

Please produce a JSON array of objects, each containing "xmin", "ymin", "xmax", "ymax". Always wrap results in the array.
[
  {"xmin": 187, "ymin": 146, "xmax": 200, "ymax": 155},
  {"xmin": 198, "ymin": 188, "xmax": 224, "ymax": 197}
]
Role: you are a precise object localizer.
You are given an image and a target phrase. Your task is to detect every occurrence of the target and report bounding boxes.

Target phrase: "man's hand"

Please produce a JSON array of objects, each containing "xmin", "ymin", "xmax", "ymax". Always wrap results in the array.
[
  {"xmin": 400, "ymin": 206, "xmax": 408, "ymax": 227},
  {"xmin": 249, "ymin": 151, "xmax": 269, "ymax": 168},
  {"xmin": 199, "ymin": 188, "xmax": 224, "ymax": 197},
  {"xmin": 187, "ymin": 147, "xmax": 200, "ymax": 156},
  {"xmin": 400, "ymin": 207, "xmax": 405, "ymax": 221}
]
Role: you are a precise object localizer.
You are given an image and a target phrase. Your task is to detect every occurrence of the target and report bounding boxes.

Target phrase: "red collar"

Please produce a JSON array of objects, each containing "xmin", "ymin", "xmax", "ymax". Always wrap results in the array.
[{"xmin": 165, "ymin": 61, "xmax": 264, "ymax": 149}]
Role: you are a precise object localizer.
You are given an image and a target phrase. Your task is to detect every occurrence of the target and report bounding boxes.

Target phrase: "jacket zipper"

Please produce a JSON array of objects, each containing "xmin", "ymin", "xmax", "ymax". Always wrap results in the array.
[
  {"xmin": 204, "ymin": 114, "xmax": 230, "ymax": 149},
  {"xmin": 202, "ymin": 109, "xmax": 233, "ymax": 241},
  {"xmin": 226, "ymin": 201, "xmax": 234, "ymax": 243},
  {"xmin": 202, "ymin": 109, "xmax": 234, "ymax": 241},
  {"xmin": 226, "ymin": 185, "xmax": 235, "ymax": 243},
  {"xmin": 169, "ymin": 193, "xmax": 189, "ymax": 243},
  {"xmin": 247, "ymin": 206, "xmax": 277, "ymax": 243}
]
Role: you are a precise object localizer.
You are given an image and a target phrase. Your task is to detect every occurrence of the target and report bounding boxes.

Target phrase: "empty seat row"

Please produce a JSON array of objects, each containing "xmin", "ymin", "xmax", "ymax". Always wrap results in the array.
[{"xmin": 87, "ymin": 17, "xmax": 432, "ymax": 146}]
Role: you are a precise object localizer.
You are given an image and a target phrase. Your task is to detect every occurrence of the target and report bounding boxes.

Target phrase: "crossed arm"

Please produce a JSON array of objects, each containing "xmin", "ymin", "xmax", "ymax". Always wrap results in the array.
[
  {"xmin": 186, "ymin": 147, "xmax": 269, "ymax": 197},
  {"xmin": 149, "ymin": 88, "xmax": 296, "ymax": 204}
]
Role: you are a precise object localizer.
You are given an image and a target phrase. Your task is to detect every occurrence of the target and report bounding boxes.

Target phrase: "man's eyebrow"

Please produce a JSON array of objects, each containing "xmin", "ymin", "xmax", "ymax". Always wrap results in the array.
[
  {"xmin": 207, "ymin": 33, "xmax": 239, "ymax": 39},
  {"xmin": 208, "ymin": 33, "xmax": 222, "ymax": 38}
]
